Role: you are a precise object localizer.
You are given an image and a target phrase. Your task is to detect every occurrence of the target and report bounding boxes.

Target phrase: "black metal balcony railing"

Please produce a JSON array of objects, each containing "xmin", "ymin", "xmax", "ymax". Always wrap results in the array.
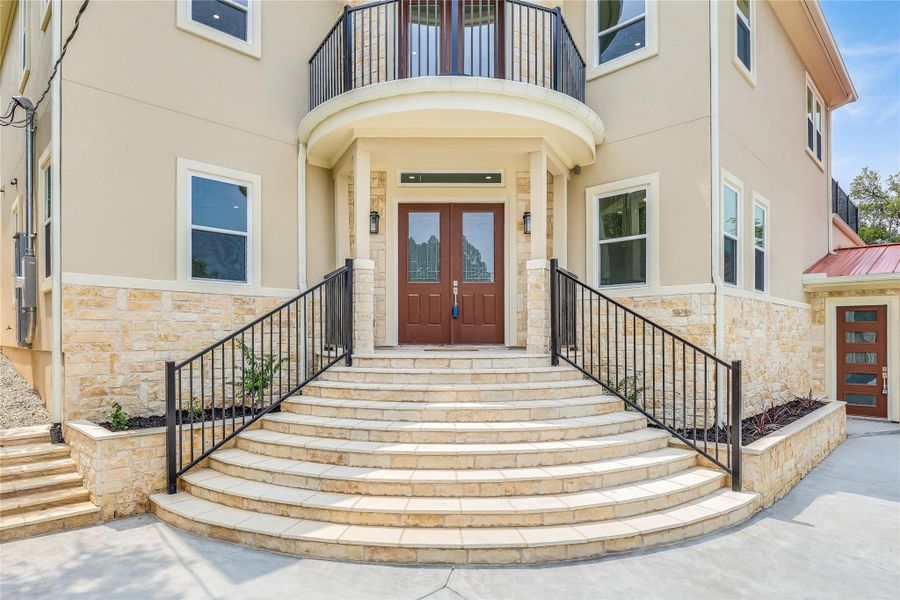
[
  {"xmin": 832, "ymin": 178, "xmax": 859, "ymax": 233},
  {"xmin": 309, "ymin": 0, "xmax": 585, "ymax": 110}
]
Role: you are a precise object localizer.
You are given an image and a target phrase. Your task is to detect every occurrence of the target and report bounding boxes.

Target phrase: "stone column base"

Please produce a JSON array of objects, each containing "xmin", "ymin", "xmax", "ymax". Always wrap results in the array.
[
  {"xmin": 352, "ymin": 259, "xmax": 376, "ymax": 355},
  {"xmin": 526, "ymin": 259, "xmax": 551, "ymax": 355}
]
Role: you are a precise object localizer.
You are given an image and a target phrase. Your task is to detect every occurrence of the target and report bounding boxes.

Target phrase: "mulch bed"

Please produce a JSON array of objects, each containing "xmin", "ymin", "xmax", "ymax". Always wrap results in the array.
[{"xmin": 99, "ymin": 404, "xmax": 280, "ymax": 432}]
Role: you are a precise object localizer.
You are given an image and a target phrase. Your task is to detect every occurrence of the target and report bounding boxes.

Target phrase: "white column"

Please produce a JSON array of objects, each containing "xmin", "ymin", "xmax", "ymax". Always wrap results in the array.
[
  {"xmin": 552, "ymin": 172, "xmax": 568, "ymax": 266},
  {"xmin": 529, "ymin": 149, "xmax": 548, "ymax": 261},
  {"xmin": 334, "ymin": 174, "xmax": 350, "ymax": 268},
  {"xmin": 353, "ymin": 147, "xmax": 371, "ymax": 261},
  {"xmin": 297, "ymin": 142, "xmax": 307, "ymax": 290},
  {"xmin": 351, "ymin": 147, "xmax": 375, "ymax": 354}
]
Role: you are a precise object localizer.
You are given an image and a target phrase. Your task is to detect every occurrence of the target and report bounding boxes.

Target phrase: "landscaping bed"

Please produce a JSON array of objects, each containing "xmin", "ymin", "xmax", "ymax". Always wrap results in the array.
[{"xmin": 98, "ymin": 404, "xmax": 279, "ymax": 432}]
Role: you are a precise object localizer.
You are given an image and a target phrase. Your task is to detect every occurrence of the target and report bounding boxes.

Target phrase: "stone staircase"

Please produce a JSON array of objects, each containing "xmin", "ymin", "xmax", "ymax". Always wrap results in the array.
[
  {"xmin": 0, "ymin": 424, "xmax": 99, "ymax": 541},
  {"xmin": 151, "ymin": 350, "xmax": 758, "ymax": 563}
]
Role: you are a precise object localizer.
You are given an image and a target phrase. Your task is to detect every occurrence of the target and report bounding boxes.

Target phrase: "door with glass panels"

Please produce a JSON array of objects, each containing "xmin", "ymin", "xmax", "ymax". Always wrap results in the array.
[
  {"xmin": 836, "ymin": 305, "xmax": 888, "ymax": 418},
  {"xmin": 398, "ymin": 203, "xmax": 504, "ymax": 344}
]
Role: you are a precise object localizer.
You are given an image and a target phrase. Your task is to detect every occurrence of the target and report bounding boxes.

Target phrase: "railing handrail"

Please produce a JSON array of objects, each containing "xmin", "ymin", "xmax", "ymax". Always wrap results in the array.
[{"xmin": 166, "ymin": 259, "xmax": 354, "ymax": 493}]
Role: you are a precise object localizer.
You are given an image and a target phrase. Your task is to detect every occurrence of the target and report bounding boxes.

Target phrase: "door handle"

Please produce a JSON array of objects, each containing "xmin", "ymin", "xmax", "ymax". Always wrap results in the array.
[
  {"xmin": 883, "ymin": 367, "xmax": 889, "ymax": 395},
  {"xmin": 452, "ymin": 280, "xmax": 459, "ymax": 318}
]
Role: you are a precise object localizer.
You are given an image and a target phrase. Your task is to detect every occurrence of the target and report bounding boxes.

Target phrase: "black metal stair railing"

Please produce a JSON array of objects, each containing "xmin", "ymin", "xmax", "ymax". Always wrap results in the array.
[
  {"xmin": 165, "ymin": 260, "xmax": 353, "ymax": 493},
  {"xmin": 308, "ymin": 0, "xmax": 585, "ymax": 110},
  {"xmin": 550, "ymin": 260, "xmax": 743, "ymax": 491}
]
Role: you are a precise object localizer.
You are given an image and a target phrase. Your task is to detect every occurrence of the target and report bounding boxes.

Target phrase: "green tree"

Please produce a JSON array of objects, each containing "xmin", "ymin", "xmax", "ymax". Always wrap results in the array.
[{"xmin": 849, "ymin": 168, "xmax": 900, "ymax": 244}]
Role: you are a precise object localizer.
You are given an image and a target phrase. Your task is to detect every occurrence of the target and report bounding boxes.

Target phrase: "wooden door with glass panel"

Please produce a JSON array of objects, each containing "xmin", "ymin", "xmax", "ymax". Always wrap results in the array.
[
  {"xmin": 399, "ymin": 204, "xmax": 451, "ymax": 344},
  {"xmin": 836, "ymin": 305, "xmax": 888, "ymax": 418},
  {"xmin": 451, "ymin": 204, "xmax": 504, "ymax": 344}
]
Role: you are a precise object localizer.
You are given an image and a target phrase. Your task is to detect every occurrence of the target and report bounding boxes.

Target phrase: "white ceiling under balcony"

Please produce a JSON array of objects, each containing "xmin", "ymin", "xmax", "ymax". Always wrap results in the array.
[{"xmin": 298, "ymin": 77, "xmax": 605, "ymax": 170}]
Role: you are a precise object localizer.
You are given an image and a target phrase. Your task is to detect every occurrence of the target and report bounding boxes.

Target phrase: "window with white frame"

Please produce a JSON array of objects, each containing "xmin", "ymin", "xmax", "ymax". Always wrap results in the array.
[
  {"xmin": 188, "ymin": 171, "xmax": 252, "ymax": 283},
  {"xmin": 753, "ymin": 202, "xmax": 767, "ymax": 292},
  {"xmin": 177, "ymin": 0, "xmax": 261, "ymax": 57},
  {"xmin": 596, "ymin": 1, "xmax": 647, "ymax": 65},
  {"xmin": 735, "ymin": 0, "xmax": 752, "ymax": 73},
  {"xmin": 18, "ymin": 0, "xmax": 29, "ymax": 89},
  {"xmin": 597, "ymin": 187, "xmax": 648, "ymax": 287},
  {"xmin": 40, "ymin": 156, "xmax": 52, "ymax": 279},
  {"xmin": 807, "ymin": 83, "xmax": 824, "ymax": 162},
  {"xmin": 722, "ymin": 184, "xmax": 739, "ymax": 286}
]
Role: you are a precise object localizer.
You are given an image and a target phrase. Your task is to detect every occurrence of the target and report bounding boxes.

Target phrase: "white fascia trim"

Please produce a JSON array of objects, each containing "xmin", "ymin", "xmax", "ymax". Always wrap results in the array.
[
  {"xmin": 176, "ymin": 0, "xmax": 261, "ymax": 59},
  {"xmin": 585, "ymin": 0, "xmax": 659, "ymax": 81},
  {"xmin": 721, "ymin": 286, "xmax": 811, "ymax": 310},
  {"xmin": 62, "ymin": 272, "xmax": 298, "ymax": 298},
  {"xmin": 584, "ymin": 173, "xmax": 660, "ymax": 291},
  {"xmin": 176, "ymin": 157, "xmax": 262, "ymax": 289}
]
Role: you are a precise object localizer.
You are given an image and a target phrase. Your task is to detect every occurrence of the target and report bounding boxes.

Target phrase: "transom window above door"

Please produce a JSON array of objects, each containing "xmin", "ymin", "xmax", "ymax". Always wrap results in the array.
[{"xmin": 597, "ymin": 188, "xmax": 647, "ymax": 287}]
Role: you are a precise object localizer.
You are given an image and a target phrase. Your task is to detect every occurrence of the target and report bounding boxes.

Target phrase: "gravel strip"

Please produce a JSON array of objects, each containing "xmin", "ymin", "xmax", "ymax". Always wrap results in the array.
[{"xmin": 0, "ymin": 351, "xmax": 51, "ymax": 430}]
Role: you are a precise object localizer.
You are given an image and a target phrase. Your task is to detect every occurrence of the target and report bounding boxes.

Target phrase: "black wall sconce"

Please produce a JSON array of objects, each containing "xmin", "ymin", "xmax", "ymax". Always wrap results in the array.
[
  {"xmin": 369, "ymin": 211, "xmax": 380, "ymax": 234},
  {"xmin": 523, "ymin": 212, "xmax": 532, "ymax": 235}
]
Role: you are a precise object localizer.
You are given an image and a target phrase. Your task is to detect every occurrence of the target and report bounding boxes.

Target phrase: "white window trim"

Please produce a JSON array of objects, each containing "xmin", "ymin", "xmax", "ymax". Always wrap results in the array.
[
  {"xmin": 176, "ymin": 158, "xmax": 262, "ymax": 290},
  {"xmin": 40, "ymin": 0, "xmax": 51, "ymax": 32},
  {"xmin": 176, "ymin": 0, "xmax": 262, "ymax": 59},
  {"xmin": 585, "ymin": 0, "xmax": 659, "ymax": 81},
  {"xmin": 732, "ymin": 0, "xmax": 756, "ymax": 87},
  {"xmin": 585, "ymin": 173, "xmax": 660, "ymax": 290},
  {"xmin": 18, "ymin": 0, "xmax": 30, "ymax": 93},
  {"xmin": 805, "ymin": 74, "xmax": 825, "ymax": 170},
  {"xmin": 751, "ymin": 192, "xmax": 769, "ymax": 294},
  {"xmin": 721, "ymin": 169, "xmax": 743, "ymax": 288},
  {"xmin": 38, "ymin": 146, "xmax": 52, "ymax": 285}
]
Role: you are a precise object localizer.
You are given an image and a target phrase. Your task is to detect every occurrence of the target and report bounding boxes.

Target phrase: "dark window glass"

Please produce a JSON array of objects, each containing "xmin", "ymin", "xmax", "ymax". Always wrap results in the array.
[
  {"xmin": 845, "ymin": 352, "xmax": 877, "ymax": 364},
  {"xmin": 407, "ymin": 212, "xmax": 440, "ymax": 282},
  {"xmin": 44, "ymin": 222, "xmax": 51, "ymax": 277},
  {"xmin": 599, "ymin": 190, "xmax": 646, "ymax": 240},
  {"xmin": 462, "ymin": 212, "xmax": 494, "ymax": 282},
  {"xmin": 599, "ymin": 18, "xmax": 645, "ymax": 64},
  {"xmin": 401, "ymin": 172, "xmax": 502, "ymax": 185},
  {"xmin": 845, "ymin": 331, "xmax": 877, "ymax": 344},
  {"xmin": 599, "ymin": 238, "xmax": 646, "ymax": 286},
  {"xmin": 844, "ymin": 393, "xmax": 877, "ymax": 406},
  {"xmin": 723, "ymin": 237, "xmax": 737, "ymax": 285},
  {"xmin": 191, "ymin": 176, "xmax": 248, "ymax": 232},
  {"xmin": 192, "ymin": 0, "xmax": 248, "ymax": 41},
  {"xmin": 807, "ymin": 118, "xmax": 814, "ymax": 151},
  {"xmin": 191, "ymin": 229, "xmax": 247, "ymax": 282},
  {"xmin": 736, "ymin": 17, "xmax": 751, "ymax": 70},
  {"xmin": 754, "ymin": 248, "xmax": 764, "ymax": 291},
  {"xmin": 845, "ymin": 310, "xmax": 877, "ymax": 322},
  {"xmin": 463, "ymin": 3, "xmax": 497, "ymax": 77},
  {"xmin": 845, "ymin": 373, "xmax": 877, "ymax": 386}
]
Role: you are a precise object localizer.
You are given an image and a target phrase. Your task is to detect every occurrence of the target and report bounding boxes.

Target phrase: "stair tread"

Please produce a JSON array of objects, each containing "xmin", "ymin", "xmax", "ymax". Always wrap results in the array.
[
  {"xmin": 305, "ymin": 380, "xmax": 597, "ymax": 391},
  {"xmin": 211, "ymin": 445, "xmax": 694, "ymax": 484},
  {"xmin": 183, "ymin": 466, "xmax": 724, "ymax": 514},
  {"xmin": 0, "ymin": 486, "xmax": 90, "ymax": 513},
  {"xmin": 263, "ymin": 410, "xmax": 640, "ymax": 433},
  {"xmin": 327, "ymin": 366, "xmax": 573, "ymax": 375},
  {"xmin": 238, "ymin": 426, "xmax": 665, "ymax": 456},
  {"xmin": 285, "ymin": 395, "xmax": 618, "ymax": 411},
  {"xmin": 0, "ymin": 443, "xmax": 69, "ymax": 461},
  {"xmin": 0, "ymin": 471, "xmax": 83, "ymax": 496},
  {"xmin": 0, "ymin": 425, "xmax": 52, "ymax": 446},
  {"xmin": 152, "ymin": 488, "xmax": 757, "ymax": 548},
  {"xmin": 0, "ymin": 501, "xmax": 99, "ymax": 531},
  {"xmin": 352, "ymin": 351, "xmax": 549, "ymax": 360},
  {"xmin": 0, "ymin": 457, "xmax": 77, "ymax": 480}
]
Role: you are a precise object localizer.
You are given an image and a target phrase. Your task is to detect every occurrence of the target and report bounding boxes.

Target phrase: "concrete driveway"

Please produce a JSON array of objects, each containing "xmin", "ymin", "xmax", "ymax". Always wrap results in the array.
[{"xmin": 1, "ymin": 419, "xmax": 898, "ymax": 600}]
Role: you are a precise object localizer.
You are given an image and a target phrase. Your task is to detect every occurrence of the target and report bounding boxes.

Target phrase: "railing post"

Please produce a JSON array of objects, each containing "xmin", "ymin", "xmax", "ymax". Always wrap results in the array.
[
  {"xmin": 550, "ymin": 258, "xmax": 559, "ymax": 366},
  {"xmin": 450, "ymin": 0, "xmax": 460, "ymax": 75},
  {"xmin": 345, "ymin": 258, "xmax": 354, "ymax": 366},
  {"xmin": 552, "ymin": 7, "xmax": 562, "ymax": 93},
  {"xmin": 342, "ymin": 5, "xmax": 353, "ymax": 93},
  {"xmin": 730, "ymin": 360, "xmax": 742, "ymax": 491},
  {"xmin": 165, "ymin": 360, "xmax": 177, "ymax": 494}
]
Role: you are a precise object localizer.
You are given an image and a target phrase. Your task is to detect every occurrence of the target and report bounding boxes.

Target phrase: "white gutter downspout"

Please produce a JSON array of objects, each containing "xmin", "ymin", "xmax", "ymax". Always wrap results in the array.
[
  {"xmin": 826, "ymin": 108, "xmax": 836, "ymax": 254},
  {"xmin": 50, "ymin": 0, "xmax": 63, "ymax": 423},
  {"xmin": 297, "ymin": 142, "xmax": 307, "ymax": 291},
  {"xmin": 709, "ymin": 0, "xmax": 726, "ymax": 425}
]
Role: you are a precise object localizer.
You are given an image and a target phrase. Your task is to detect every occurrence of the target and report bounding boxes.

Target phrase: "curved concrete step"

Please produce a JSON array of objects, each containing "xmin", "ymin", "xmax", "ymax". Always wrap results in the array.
[
  {"xmin": 320, "ymin": 366, "xmax": 584, "ymax": 385},
  {"xmin": 235, "ymin": 427, "xmax": 666, "ymax": 470},
  {"xmin": 348, "ymin": 352, "xmax": 551, "ymax": 370},
  {"xmin": 0, "ymin": 443, "xmax": 69, "ymax": 467},
  {"xmin": 208, "ymin": 446, "xmax": 697, "ymax": 497},
  {"xmin": 0, "ymin": 471, "xmax": 84, "ymax": 498},
  {"xmin": 152, "ymin": 488, "xmax": 758, "ymax": 564},
  {"xmin": 181, "ymin": 466, "xmax": 726, "ymax": 528},
  {"xmin": 260, "ymin": 410, "xmax": 643, "ymax": 444},
  {"xmin": 0, "ymin": 501, "xmax": 100, "ymax": 542},
  {"xmin": 301, "ymin": 380, "xmax": 601, "ymax": 403}
]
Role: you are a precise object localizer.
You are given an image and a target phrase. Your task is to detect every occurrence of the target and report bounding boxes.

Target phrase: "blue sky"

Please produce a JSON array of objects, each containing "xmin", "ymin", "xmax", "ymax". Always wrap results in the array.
[{"xmin": 820, "ymin": 1, "xmax": 900, "ymax": 189}]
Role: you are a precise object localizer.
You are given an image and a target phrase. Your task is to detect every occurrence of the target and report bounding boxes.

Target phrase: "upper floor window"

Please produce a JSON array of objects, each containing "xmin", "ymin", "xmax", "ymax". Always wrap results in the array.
[
  {"xmin": 18, "ymin": 0, "xmax": 30, "ymax": 91},
  {"xmin": 40, "ymin": 150, "xmax": 52, "ymax": 280},
  {"xmin": 807, "ymin": 83, "xmax": 824, "ymax": 163},
  {"xmin": 597, "ymin": 1, "xmax": 646, "ymax": 65},
  {"xmin": 177, "ymin": 0, "xmax": 261, "ymax": 58},
  {"xmin": 753, "ymin": 201, "xmax": 767, "ymax": 292},
  {"xmin": 597, "ymin": 188, "xmax": 648, "ymax": 287},
  {"xmin": 735, "ymin": 1, "xmax": 751, "ymax": 72},
  {"xmin": 722, "ymin": 183, "xmax": 740, "ymax": 286}
]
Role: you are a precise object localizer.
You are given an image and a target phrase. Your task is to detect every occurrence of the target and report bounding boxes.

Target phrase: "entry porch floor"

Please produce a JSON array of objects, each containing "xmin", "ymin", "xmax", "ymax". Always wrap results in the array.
[{"xmin": 1, "ymin": 419, "xmax": 897, "ymax": 599}]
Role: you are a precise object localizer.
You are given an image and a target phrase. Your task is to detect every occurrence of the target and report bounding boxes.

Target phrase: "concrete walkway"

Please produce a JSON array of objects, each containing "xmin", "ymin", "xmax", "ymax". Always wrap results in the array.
[{"xmin": 1, "ymin": 419, "xmax": 898, "ymax": 600}]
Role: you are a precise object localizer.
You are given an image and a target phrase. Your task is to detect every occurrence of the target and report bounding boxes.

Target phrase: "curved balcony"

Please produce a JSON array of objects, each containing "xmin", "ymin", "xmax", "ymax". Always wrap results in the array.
[{"xmin": 309, "ymin": 0, "xmax": 585, "ymax": 110}]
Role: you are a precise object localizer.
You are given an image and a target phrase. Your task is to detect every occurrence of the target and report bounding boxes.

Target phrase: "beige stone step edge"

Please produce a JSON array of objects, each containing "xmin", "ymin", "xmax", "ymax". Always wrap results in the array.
[
  {"xmin": 320, "ymin": 366, "xmax": 583, "ymax": 384},
  {"xmin": 208, "ymin": 446, "xmax": 698, "ymax": 497},
  {"xmin": 0, "ymin": 486, "xmax": 90, "ymax": 516},
  {"xmin": 0, "ymin": 502, "xmax": 100, "ymax": 543},
  {"xmin": 180, "ymin": 466, "xmax": 726, "ymax": 528},
  {"xmin": 300, "ymin": 382, "xmax": 603, "ymax": 403},
  {"xmin": 0, "ymin": 457, "xmax": 77, "ymax": 482},
  {"xmin": 235, "ymin": 428, "xmax": 668, "ymax": 470},
  {"xmin": 282, "ymin": 395, "xmax": 621, "ymax": 422},
  {"xmin": 0, "ymin": 443, "xmax": 69, "ymax": 466},
  {"xmin": 0, "ymin": 471, "xmax": 84, "ymax": 498},
  {"xmin": 0, "ymin": 425, "xmax": 52, "ymax": 447},
  {"xmin": 347, "ymin": 353, "xmax": 551, "ymax": 370},
  {"xmin": 151, "ymin": 489, "xmax": 759, "ymax": 564}
]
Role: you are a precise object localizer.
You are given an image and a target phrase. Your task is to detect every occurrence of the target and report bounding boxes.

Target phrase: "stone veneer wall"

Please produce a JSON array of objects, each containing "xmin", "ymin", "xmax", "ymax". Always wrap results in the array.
[
  {"xmin": 516, "ymin": 172, "xmax": 553, "ymax": 346},
  {"xmin": 347, "ymin": 172, "xmax": 388, "ymax": 346},
  {"xmin": 62, "ymin": 285, "xmax": 287, "ymax": 422},
  {"xmin": 724, "ymin": 295, "xmax": 814, "ymax": 416}
]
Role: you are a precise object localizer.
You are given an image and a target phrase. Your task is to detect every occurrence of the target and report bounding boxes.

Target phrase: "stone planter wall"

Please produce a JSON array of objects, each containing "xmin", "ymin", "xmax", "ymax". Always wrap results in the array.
[{"xmin": 66, "ymin": 420, "xmax": 247, "ymax": 520}]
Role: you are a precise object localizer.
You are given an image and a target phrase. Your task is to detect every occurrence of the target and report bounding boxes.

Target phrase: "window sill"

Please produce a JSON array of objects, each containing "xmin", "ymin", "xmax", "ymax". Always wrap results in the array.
[
  {"xmin": 805, "ymin": 146, "xmax": 825, "ymax": 172},
  {"xmin": 586, "ymin": 46, "xmax": 659, "ymax": 81},
  {"xmin": 732, "ymin": 57, "xmax": 757, "ymax": 88}
]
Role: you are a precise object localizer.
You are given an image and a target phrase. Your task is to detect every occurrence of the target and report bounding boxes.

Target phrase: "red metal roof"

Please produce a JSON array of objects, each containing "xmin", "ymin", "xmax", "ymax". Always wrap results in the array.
[{"xmin": 804, "ymin": 243, "xmax": 900, "ymax": 278}]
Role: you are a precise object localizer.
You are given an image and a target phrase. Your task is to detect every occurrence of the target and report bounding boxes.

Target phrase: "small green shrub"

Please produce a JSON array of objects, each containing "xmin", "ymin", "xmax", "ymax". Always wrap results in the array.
[
  {"xmin": 185, "ymin": 397, "xmax": 205, "ymax": 421},
  {"xmin": 109, "ymin": 402, "xmax": 128, "ymax": 431},
  {"xmin": 234, "ymin": 340, "xmax": 287, "ymax": 403},
  {"xmin": 613, "ymin": 372, "xmax": 645, "ymax": 408}
]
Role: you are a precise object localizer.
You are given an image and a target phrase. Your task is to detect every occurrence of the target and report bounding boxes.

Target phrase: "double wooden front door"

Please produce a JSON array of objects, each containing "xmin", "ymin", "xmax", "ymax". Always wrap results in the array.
[
  {"xmin": 398, "ymin": 203, "xmax": 504, "ymax": 344},
  {"xmin": 836, "ymin": 305, "xmax": 889, "ymax": 418}
]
